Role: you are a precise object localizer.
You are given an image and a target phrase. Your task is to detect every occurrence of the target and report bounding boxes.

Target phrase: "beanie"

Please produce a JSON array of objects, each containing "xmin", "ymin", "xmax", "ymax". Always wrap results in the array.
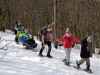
[{"xmin": 87, "ymin": 36, "xmax": 93, "ymax": 41}]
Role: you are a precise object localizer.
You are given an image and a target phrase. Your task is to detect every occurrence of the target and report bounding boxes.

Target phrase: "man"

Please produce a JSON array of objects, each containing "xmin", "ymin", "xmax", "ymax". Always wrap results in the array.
[
  {"xmin": 18, "ymin": 29, "xmax": 37, "ymax": 49},
  {"xmin": 39, "ymin": 25, "xmax": 53, "ymax": 58},
  {"xmin": 76, "ymin": 36, "xmax": 93, "ymax": 71}
]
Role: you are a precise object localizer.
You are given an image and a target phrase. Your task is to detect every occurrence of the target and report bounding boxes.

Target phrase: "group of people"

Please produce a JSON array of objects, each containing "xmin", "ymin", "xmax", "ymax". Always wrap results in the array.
[
  {"xmin": 57, "ymin": 28, "xmax": 93, "ymax": 72},
  {"xmin": 14, "ymin": 20, "xmax": 93, "ymax": 71},
  {"xmin": 14, "ymin": 20, "xmax": 37, "ymax": 50}
]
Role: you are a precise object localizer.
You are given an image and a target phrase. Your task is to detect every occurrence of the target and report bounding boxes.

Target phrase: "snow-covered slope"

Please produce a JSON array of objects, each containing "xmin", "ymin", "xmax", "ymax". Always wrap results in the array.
[{"xmin": 0, "ymin": 30, "xmax": 100, "ymax": 75}]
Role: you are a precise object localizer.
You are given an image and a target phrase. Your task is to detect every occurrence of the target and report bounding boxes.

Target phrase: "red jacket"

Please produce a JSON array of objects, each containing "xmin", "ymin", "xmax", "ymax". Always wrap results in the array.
[{"xmin": 58, "ymin": 34, "xmax": 81, "ymax": 48}]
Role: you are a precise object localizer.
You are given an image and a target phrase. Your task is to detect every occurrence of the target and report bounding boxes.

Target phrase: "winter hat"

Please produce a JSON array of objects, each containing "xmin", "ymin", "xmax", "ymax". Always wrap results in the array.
[{"xmin": 87, "ymin": 36, "xmax": 93, "ymax": 41}]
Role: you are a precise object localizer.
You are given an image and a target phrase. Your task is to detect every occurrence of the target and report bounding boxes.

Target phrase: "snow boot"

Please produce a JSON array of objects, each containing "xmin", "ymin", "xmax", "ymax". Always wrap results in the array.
[
  {"xmin": 38, "ymin": 54, "xmax": 44, "ymax": 57},
  {"xmin": 62, "ymin": 59, "xmax": 66, "ymax": 62},
  {"xmin": 84, "ymin": 66, "xmax": 92, "ymax": 71},
  {"xmin": 64, "ymin": 62, "xmax": 70, "ymax": 66},
  {"xmin": 84, "ymin": 67, "xmax": 92, "ymax": 73},
  {"xmin": 46, "ymin": 55, "xmax": 53, "ymax": 58},
  {"xmin": 76, "ymin": 61, "xmax": 80, "ymax": 68}
]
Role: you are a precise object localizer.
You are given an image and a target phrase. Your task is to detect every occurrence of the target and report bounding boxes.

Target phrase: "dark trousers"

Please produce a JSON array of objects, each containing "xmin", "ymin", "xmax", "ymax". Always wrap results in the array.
[
  {"xmin": 39, "ymin": 41, "xmax": 52, "ymax": 55},
  {"xmin": 24, "ymin": 39, "xmax": 35, "ymax": 46},
  {"xmin": 14, "ymin": 29, "xmax": 17, "ymax": 35},
  {"xmin": 15, "ymin": 37, "xmax": 18, "ymax": 42},
  {"xmin": 14, "ymin": 29, "xmax": 18, "ymax": 42},
  {"xmin": 24, "ymin": 39, "xmax": 37, "ymax": 48}
]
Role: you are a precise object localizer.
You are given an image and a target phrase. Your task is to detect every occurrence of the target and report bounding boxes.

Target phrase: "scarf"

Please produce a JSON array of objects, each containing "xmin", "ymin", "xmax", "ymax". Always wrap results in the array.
[
  {"xmin": 66, "ymin": 33, "xmax": 71, "ymax": 37},
  {"xmin": 66, "ymin": 33, "xmax": 71, "ymax": 42}
]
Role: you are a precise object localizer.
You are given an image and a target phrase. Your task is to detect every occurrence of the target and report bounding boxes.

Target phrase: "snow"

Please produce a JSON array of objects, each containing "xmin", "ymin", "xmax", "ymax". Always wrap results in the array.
[
  {"xmin": 0, "ymin": 30, "xmax": 100, "ymax": 75},
  {"xmin": 95, "ymin": 48, "xmax": 100, "ymax": 58}
]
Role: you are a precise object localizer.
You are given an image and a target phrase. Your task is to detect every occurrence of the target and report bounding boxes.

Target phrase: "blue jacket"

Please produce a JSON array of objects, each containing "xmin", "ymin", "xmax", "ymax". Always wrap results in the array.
[
  {"xmin": 14, "ymin": 24, "xmax": 24, "ymax": 30},
  {"xmin": 18, "ymin": 33, "xmax": 30, "ymax": 43}
]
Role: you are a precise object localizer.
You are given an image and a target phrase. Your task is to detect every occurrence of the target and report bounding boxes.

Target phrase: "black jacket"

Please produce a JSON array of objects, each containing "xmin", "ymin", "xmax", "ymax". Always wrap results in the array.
[{"xmin": 80, "ymin": 38, "xmax": 92, "ymax": 58}]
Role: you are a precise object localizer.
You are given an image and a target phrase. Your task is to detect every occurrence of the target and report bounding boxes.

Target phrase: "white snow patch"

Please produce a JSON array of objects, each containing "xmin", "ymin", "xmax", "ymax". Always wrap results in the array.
[{"xmin": 0, "ymin": 30, "xmax": 99, "ymax": 75}]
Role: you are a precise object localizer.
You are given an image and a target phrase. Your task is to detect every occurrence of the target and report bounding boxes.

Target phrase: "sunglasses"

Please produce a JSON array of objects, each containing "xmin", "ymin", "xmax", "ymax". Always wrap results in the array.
[{"xmin": 66, "ymin": 32, "xmax": 70, "ymax": 33}]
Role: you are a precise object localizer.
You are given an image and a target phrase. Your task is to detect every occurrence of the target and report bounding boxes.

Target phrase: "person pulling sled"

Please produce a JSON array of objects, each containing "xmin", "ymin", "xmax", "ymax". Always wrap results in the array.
[{"xmin": 14, "ymin": 20, "xmax": 24, "ymax": 44}]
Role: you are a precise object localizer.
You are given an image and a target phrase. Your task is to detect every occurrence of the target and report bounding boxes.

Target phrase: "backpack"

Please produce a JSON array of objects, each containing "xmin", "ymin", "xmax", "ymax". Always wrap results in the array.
[
  {"xmin": 39, "ymin": 26, "xmax": 48, "ymax": 41},
  {"xmin": 40, "ymin": 26, "xmax": 48, "ymax": 35}
]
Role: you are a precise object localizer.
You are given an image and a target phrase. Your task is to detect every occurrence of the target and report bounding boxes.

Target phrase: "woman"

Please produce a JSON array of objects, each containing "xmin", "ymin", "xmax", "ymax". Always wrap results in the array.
[
  {"xmin": 14, "ymin": 21, "xmax": 24, "ymax": 43},
  {"xmin": 57, "ymin": 28, "xmax": 81, "ymax": 66},
  {"xmin": 14, "ymin": 20, "xmax": 24, "ymax": 35}
]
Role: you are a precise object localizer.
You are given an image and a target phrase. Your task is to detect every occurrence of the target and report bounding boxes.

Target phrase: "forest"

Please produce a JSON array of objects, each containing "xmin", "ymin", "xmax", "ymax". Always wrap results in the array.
[{"xmin": 0, "ymin": 0, "xmax": 100, "ymax": 51}]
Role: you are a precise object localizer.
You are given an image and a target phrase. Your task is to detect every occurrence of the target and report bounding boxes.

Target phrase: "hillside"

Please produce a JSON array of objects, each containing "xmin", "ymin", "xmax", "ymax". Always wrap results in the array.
[{"xmin": 0, "ymin": 30, "xmax": 100, "ymax": 75}]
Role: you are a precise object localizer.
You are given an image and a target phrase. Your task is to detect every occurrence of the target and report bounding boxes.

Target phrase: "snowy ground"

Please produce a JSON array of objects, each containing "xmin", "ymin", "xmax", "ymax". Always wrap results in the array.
[{"xmin": 0, "ymin": 30, "xmax": 100, "ymax": 75}]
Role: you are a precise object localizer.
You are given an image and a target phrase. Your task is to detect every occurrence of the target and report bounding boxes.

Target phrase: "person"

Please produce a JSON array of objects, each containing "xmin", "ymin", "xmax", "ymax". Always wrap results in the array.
[
  {"xmin": 14, "ymin": 21, "xmax": 24, "ymax": 43},
  {"xmin": 38, "ymin": 25, "xmax": 53, "ymax": 58},
  {"xmin": 18, "ymin": 29, "xmax": 37, "ymax": 49},
  {"xmin": 39, "ymin": 26, "xmax": 48, "ymax": 41},
  {"xmin": 76, "ymin": 36, "xmax": 93, "ymax": 71},
  {"xmin": 57, "ymin": 28, "xmax": 81, "ymax": 66}
]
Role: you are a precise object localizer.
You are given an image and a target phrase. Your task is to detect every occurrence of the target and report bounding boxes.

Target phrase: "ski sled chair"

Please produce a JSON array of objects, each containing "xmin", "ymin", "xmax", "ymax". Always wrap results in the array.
[
  {"xmin": 22, "ymin": 39, "xmax": 37, "ymax": 50},
  {"xmin": 18, "ymin": 31, "xmax": 37, "ymax": 51}
]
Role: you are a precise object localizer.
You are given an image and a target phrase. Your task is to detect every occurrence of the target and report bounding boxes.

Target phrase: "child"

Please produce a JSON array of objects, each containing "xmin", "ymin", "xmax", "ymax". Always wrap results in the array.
[{"xmin": 76, "ymin": 36, "xmax": 93, "ymax": 72}]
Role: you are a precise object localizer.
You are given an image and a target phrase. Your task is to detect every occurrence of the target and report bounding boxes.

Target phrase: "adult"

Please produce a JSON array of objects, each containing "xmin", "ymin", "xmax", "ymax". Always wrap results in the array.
[
  {"xmin": 38, "ymin": 25, "xmax": 53, "ymax": 58},
  {"xmin": 57, "ymin": 28, "xmax": 81, "ymax": 66},
  {"xmin": 18, "ymin": 29, "xmax": 37, "ymax": 49},
  {"xmin": 14, "ymin": 20, "xmax": 24, "ymax": 43}
]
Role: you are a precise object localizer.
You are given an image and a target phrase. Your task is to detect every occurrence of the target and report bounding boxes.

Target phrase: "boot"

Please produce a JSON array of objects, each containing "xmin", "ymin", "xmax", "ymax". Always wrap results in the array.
[
  {"xmin": 62, "ymin": 59, "xmax": 66, "ymax": 62},
  {"xmin": 38, "ymin": 54, "xmax": 44, "ymax": 57},
  {"xmin": 85, "ymin": 66, "xmax": 91, "ymax": 71},
  {"xmin": 76, "ymin": 61, "xmax": 80, "ymax": 68},
  {"xmin": 38, "ymin": 47, "xmax": 45, "ymax": 57},
  {"xmin": 64, "ymin": 62, "xmax": 70, "ymax": 66},
  {"xmin": 84, "ymin": 66, "xmax": 92, "ymax": 73},
  {"xmin": 46, "ymin": 55, "xmax": 52, "ymax": 58},
  {"xmin": 62, "ymin": 59, "xmax": 71, "ymax": 63}
]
